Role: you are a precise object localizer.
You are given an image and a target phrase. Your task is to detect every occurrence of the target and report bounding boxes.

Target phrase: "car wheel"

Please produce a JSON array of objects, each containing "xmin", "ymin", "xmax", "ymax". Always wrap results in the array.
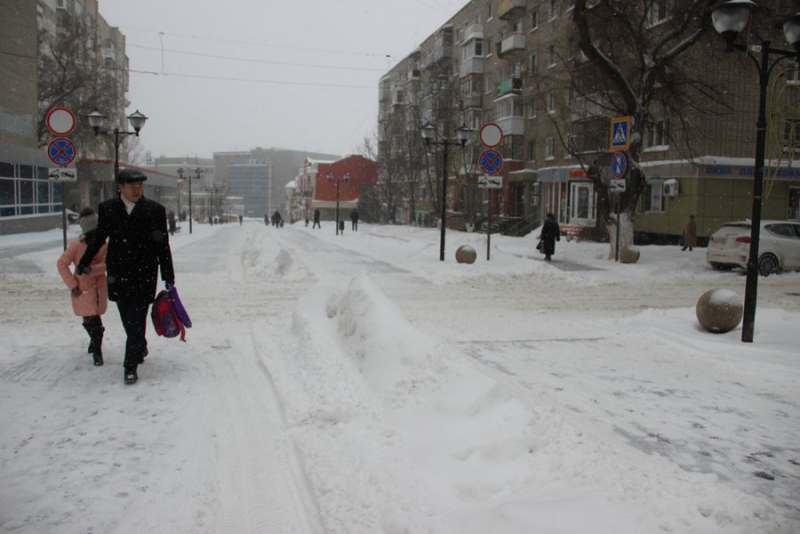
[{"xmin": 758, "ymin": 254, "xmax": 780, "ymax": 276}]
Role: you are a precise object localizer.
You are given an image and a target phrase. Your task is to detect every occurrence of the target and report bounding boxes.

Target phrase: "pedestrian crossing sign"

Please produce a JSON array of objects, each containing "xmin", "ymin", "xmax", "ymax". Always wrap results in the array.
[{"xmin": 609, "ymin": 116, "xmax": 632, "ymax": 150}]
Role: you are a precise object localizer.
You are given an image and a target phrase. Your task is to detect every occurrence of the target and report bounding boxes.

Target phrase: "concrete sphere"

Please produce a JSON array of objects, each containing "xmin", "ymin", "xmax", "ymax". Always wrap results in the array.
[
  {"xmin": 455, "ymin": 245, "xmax": 477, "ymax": 264},
  {"xmin": 619, "ymin": 245, "xmax": 641, "ymax": 264},
  {"xmin": 696, "ymin": 289, "xmax": 743, "ymax": 334}
]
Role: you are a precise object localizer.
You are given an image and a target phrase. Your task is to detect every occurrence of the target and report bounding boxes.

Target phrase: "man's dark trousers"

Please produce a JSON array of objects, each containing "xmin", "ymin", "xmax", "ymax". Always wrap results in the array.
[{"xmin": 117, "ymin": 300, "xmax": 149, "ymax": 367}]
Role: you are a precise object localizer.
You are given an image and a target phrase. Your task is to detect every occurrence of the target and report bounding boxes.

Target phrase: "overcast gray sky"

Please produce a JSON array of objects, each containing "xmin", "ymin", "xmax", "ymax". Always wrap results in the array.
[{"xmin": 100, "ymin": 0, "xmax": 464, "ymax": 160}]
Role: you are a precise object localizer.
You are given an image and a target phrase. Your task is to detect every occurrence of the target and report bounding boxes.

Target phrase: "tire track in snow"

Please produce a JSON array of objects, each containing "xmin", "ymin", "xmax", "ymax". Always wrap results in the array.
[{"xmin": 211, "ymin": 329, "xmax": 323, "ymax": 534}]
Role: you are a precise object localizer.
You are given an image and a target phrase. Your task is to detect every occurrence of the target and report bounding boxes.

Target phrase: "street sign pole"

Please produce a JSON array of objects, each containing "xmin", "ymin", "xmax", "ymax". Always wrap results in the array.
[{"xmin": 487, "ymin": 190, "xmax": 491, "ymax": 261}]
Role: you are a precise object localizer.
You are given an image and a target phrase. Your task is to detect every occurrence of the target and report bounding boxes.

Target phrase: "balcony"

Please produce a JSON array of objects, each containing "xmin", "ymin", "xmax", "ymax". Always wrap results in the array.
[
  {"xmin": 496, "ymin": 76, "xmax": 523, "ymax": 97},
  {"xmin": 499, "ymin": 33, "xmax": 526, "ymax": 58},
  {"xmin": 462, "ymin": 23, "xmax": 484, "ymax": 43},
  {"xmin": 461, "ymin": 94, "xmax": 482, "ymax": 110},
  {"xmin": 460, "ymin": 56, "xmax": 484, "ymax": 77},
  {"xmin": 498, "ymin": 0, "xmax": 526, "ymax": 20},
  {"xmin": 496, "ymin": 117, "xmax": 525, "ymax": 136}
]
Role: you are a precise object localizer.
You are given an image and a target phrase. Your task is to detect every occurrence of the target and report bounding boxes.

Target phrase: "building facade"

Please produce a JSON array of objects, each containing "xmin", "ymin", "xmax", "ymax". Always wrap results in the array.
[{"xmin": 378, "ymin": 0, "xmax": 800, "ymax": 242}]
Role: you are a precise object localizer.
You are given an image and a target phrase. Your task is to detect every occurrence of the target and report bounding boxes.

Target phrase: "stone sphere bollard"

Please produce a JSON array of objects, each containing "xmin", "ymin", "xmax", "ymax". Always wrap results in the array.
[
  {"xmin": 696, "ymin": 289, "xmax": 743, "ymax": 333},
  {"xmin": 455, "ymin": 245, "xmax": 477, "ymax": 264},
  {"xmin": 619, "ymin": 245, "xmax": 641, "ymax": 264}
]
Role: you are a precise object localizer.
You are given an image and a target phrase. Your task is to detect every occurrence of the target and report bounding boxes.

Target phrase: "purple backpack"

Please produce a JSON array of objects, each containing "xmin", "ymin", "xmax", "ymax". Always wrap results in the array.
[{"xmin": 151, "ymin": 286, "xmax": 192, "ymax": 341}]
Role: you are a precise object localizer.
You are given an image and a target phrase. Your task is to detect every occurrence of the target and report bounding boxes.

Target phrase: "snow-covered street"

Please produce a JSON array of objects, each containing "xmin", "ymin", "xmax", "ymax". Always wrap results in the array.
[{"xmin": 1, "ymin": 220, "xmax": 798, "ymax": 534}]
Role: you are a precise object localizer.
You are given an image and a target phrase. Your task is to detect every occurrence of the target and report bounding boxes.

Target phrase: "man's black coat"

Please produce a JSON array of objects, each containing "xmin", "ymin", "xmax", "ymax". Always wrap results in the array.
[{"xmin": 79, "ymin": 196, "xmax": 175, "ymax": 304}]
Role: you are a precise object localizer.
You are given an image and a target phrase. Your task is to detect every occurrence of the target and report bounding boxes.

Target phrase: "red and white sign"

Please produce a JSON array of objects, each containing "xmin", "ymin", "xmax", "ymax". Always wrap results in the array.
[
  {"xmin": 46, "ymin": 107, "xmax": 76, "ymax": 136},
  {"xmin": 479, "ymin": 123, "xmax": 503, "ymax": 148}
]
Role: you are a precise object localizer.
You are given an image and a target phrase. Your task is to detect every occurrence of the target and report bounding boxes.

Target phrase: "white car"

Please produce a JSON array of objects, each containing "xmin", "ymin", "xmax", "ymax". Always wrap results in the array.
[{"xmin": 707, "ymin": 220, "xmax": 800, "ymax": 276}]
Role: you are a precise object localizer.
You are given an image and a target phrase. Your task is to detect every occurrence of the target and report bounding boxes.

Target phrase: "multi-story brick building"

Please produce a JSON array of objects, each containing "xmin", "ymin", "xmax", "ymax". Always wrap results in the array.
[{"xmin": 379, "ymin": 0, "xmax": 800, "ymax": 243}]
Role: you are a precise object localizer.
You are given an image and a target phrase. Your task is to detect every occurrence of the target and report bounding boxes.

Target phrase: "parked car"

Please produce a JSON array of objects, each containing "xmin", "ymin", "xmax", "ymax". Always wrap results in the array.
[{"xmin": 707, "ymin": 220, "xmax": 800, "ymax": 276}]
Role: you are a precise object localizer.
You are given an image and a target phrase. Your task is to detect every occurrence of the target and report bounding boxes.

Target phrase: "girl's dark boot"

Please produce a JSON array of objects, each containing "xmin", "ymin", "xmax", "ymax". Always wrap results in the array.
[{"xmin": 83, "ymin": 316, "xmax": 105, "ymax": 366}]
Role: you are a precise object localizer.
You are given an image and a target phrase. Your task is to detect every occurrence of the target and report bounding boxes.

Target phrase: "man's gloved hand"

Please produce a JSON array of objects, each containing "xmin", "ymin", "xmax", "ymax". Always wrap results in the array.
[
  {"xmin": 75, "ymin": 264, "xmax": 92, "ymax": 275},
  {"xmin": 71, "ymin": 286, "xmax": 82, "ymax": 298}
]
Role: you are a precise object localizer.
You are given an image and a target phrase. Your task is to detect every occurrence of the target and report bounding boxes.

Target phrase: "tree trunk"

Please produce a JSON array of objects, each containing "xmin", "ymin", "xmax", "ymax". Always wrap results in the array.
[{"xmin": 605, "ymin": 212, "xmax": 636, "ymax": 261}]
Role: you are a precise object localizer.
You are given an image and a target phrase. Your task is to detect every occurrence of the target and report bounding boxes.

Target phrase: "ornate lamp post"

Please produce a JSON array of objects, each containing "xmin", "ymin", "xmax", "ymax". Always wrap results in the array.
[
  {"xmin": 87, "ymin": 109, "xmax": 147, "ymax": 181},
  {"xmin": 177, "ymin": 167, "xmax": 204, "ymax": 234},
  {"xmin": 421, "ymin": 122, "xmax": 472, "ymax": 261},
  {"xmin": 205, "ymin": 184, "xmax": 220, "ymax": 223},
  {"xmin": 327, "ymin": 171, "xmax": 350, "ymax": 235},
  {"xmin": 711, "ymin": 0, "xmax": 800, "ymax": 342}
]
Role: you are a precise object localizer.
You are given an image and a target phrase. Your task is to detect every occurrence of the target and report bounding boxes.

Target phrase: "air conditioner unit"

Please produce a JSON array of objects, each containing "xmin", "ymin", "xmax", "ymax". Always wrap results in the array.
[{"xmin": 663, "ymin": 178, "xmax": 679, "ymax": 197}]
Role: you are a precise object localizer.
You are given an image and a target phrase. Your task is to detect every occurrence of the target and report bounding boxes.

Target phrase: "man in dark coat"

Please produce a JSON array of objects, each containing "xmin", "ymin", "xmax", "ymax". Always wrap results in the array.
[
  {"xmin": 77, "ymin": 169, "xmax": 175, "ymax": 384},
  {"xmin": 313, "ymin": 208, "xmax": 321, "ymax": 229},
  {"xmin": 539, "ymin": 213, "xmax": 561, "ymax": 262},
  {"xmin": 350, "ymin": 208, "xmax": 359, "ymax": 231}
]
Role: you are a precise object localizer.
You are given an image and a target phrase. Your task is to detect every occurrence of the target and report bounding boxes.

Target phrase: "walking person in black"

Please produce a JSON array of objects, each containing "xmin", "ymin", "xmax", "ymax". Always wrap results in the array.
[
  {"xmin": 76, "ymin": 169, "xmax": 175, "ymax": 385},
  {"xmin": 313, "ymin": 208, "xmax": 321, "ymax": 229},
  {"xmin": 539, "ymin": 213, "xmax": 561, "ymax": 262},
  {"xmin": 350, "ymin": 208, "xmax": 359, "ymax": 231}
]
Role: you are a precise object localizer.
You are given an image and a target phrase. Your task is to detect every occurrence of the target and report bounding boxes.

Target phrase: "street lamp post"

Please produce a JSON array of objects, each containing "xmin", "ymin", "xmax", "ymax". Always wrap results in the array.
[
  {"xmin": 711, "ymin": 1, "xmax": 800, "ymax": 343},
  {"xmin": 205, "ymin": 184, "xmax": 220, "ymax": 223},
  {"xmin": 327, "ymin": 171, "xmax": 350, "ymax": 235},
  {"xmin": 87, "ymin": 109, "xmax": 148, "ymax": 182},
  {"xmin": 177, "ymin": 167, "xmax": 204, "ymax": 234},
  {"xmin": 421, "ymin": 122, "xmax": 472, "ymax": 261}
]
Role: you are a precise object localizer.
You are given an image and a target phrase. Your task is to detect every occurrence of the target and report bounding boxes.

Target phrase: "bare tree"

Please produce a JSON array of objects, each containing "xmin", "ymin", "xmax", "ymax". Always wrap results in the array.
[
  {"xmin": 38, "ymin": 15, "xmax": 120, "ymax": 158},
  {"xmin": 570, "ymin": 0, "xmax": 720, "ymax": 256}
]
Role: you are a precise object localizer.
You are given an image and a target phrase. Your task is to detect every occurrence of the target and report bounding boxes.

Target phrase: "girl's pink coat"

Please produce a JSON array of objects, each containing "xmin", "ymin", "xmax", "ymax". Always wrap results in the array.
[{"xmin": 56, "ymin": 236, "xmax": 109, "ymax": 317}]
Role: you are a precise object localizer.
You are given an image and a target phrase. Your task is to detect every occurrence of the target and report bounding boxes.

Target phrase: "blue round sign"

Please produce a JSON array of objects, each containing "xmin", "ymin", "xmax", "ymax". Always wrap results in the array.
[
  {"xmin": 479, "ymin": 149, "xmax": 503, "ymax": 175},
  {"xmin": 47, "ymin": 137, "xmax": 77, "ymax": 166},
  {"xmin": 611, "ymin": 151, "xmax": 627, "ymax": 179}
]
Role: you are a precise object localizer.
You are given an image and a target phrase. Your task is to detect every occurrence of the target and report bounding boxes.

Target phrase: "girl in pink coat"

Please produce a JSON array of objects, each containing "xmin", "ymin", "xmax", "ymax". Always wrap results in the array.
[{"xmin": 57, "ymin": 208, "xmax": 109, "ymax": 366}]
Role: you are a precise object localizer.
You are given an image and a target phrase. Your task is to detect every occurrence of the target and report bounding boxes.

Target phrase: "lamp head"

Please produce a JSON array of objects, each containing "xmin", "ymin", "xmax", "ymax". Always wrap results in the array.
[
  {"xmin": 783, "ymin": 12, "xmax": 800, "ymax": 56},
  {"xmin": 87, "ymin": 110, "xmax": 105, "ymax": 135},
  {"xmin": 327, "ymin": 171, "xmax": 333, "ymax": 181},
  {"xmin": 127, "ymin": 110, "xmax": 147, "ymax": 135},
  {"xmin": 711, "ymin": 0, "xmax": 757, "ymax": 52},
  {"xmin": 420, "ymin": 121, "xmax": 435, "ymax": 144},
  {"xmin": 456, "ymin": 124, "xmax": 473, "ymax": 147}
]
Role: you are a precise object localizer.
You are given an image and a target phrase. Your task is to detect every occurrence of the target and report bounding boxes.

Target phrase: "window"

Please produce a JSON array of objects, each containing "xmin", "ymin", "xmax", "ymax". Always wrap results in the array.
[
  {"xmin": 548, "ymin": 45, "xmax": 557, "ymax": 67},
  {"xmin": 646, "ymin": 0, "xmax": 673, "ymax": 27},
  {"xmin": 642, "ymin": 181, "xmax": 665, "ymax": 212},
  {"xmin": 646, "ymin": 119, "xmax": 669, "ymax": 149},
  {"xmin": 529, "ymin": 52, "xmax": 538, "ymax": 74},
  {"xmin": 549, "ymin": 0, "xmax": 560, "ymax": 21},
  {"xmin": 548, "ymin": 91, "xmax": 557, "ymax": 113},
  {"xmin": 531, "ymin": 11, "xmax": 539, "ymax": 30},
  {"xmin": 485, "ymin": 37, "xmax": 493, "ymax": 57},
  {"xmin": 488, "ymin": 2, "xmax": 493, "ymax": 20},
  {"xmin": 527, "ymin": 98, "xmax": 537, "ymax": 118},
  {"xmin": 513, "ymin": 21, "xmax": 523, "ymax": 34},
  {"xmin": 527, "ymin": 139, "xmax": 537, "ymax": 161},
  {"xmin": 463, "ymin": 38, "xmax": 483, "ymax": 59},
  {"xmin": 545, "ymin": 136, "xmax": 555, "ymax": 160}
]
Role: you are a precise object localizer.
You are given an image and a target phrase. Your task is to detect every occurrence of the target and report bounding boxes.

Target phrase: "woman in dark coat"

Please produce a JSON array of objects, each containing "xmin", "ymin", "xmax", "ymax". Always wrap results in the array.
[
  {"xmin": 77, "ymin": 169, "xmax": 175, "ymax": 384},
  {"xmin": 539, "ymin": 213, "xmax": 561, "ymax": 261}
]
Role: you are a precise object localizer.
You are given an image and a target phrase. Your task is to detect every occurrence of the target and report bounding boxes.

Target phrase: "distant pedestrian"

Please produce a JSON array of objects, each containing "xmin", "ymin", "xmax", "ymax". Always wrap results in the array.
[
  {"xmin": 168, "ymin": 210, "xmax": 177, "ymax": 235},
  {"xmin": 264, "ymin": 213, "xmax": 269, "ymax": 226},
  {"xmin": 239, "ymin": 214, "xmax": 243, "ymax": 225},
  {"xmin": 313, "ymin": 209, "xmax": 321, "ymax": 229},
  {"xmin": 539, "ymin": 213, "xmax": 561, "ymax": 262},
  {"xmin": 350, "ymin": 208, "xmax": 359, "ymax": 231},
  {"xmin": 76, "ymin": 169, "xmax": 175, "ymax": 385},
  {"xmin": 56, "ymin": 208, "xmax": 108, "ymax": 367},
  {"xmin": 272, "ymin": 210, "xmax": 282, "ymax": 227},
  {"xmin": 682, "ymin": 214, "xmax": 697, "ymax": 251}
]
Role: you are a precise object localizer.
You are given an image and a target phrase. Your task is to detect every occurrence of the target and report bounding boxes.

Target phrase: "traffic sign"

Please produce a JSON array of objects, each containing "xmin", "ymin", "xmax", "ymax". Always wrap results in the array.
[
  {"xmin": 479, "ymin": 149, "xmax": 503, "ymax": 175},
  {"xmin": 47, "ymin": 137, "xmax": 77, "ymax": 166},
  {"xmin": 479, "ymin": 123, "xmax": 503, "ymax": 148},
  {"xmin": 478, "ymin": 175, "xmax": 503, "ymax": 189},
  {"xmin": 609, "ymin": 116, "xmax": 631, "ymax": 150},
  {"xmin": 611, "ymin": 151, "xmax": 628, "ymax": 179},
  {"xmin": 48, "ymin": 168, "xmax": 77, "ymax": 181},
  {"xmin": 46, "ymin": 107, "xmax": 76, "ymax": 135},
  {"xmin": 609, "ymin": 179, "xmax": 626, "ymax": 193}
]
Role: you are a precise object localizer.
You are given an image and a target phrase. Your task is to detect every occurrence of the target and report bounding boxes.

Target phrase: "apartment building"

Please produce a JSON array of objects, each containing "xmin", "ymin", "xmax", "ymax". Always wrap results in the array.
[{"xmin": 378, "ymin": 0, "xmax": 800, "ymax": 242}]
